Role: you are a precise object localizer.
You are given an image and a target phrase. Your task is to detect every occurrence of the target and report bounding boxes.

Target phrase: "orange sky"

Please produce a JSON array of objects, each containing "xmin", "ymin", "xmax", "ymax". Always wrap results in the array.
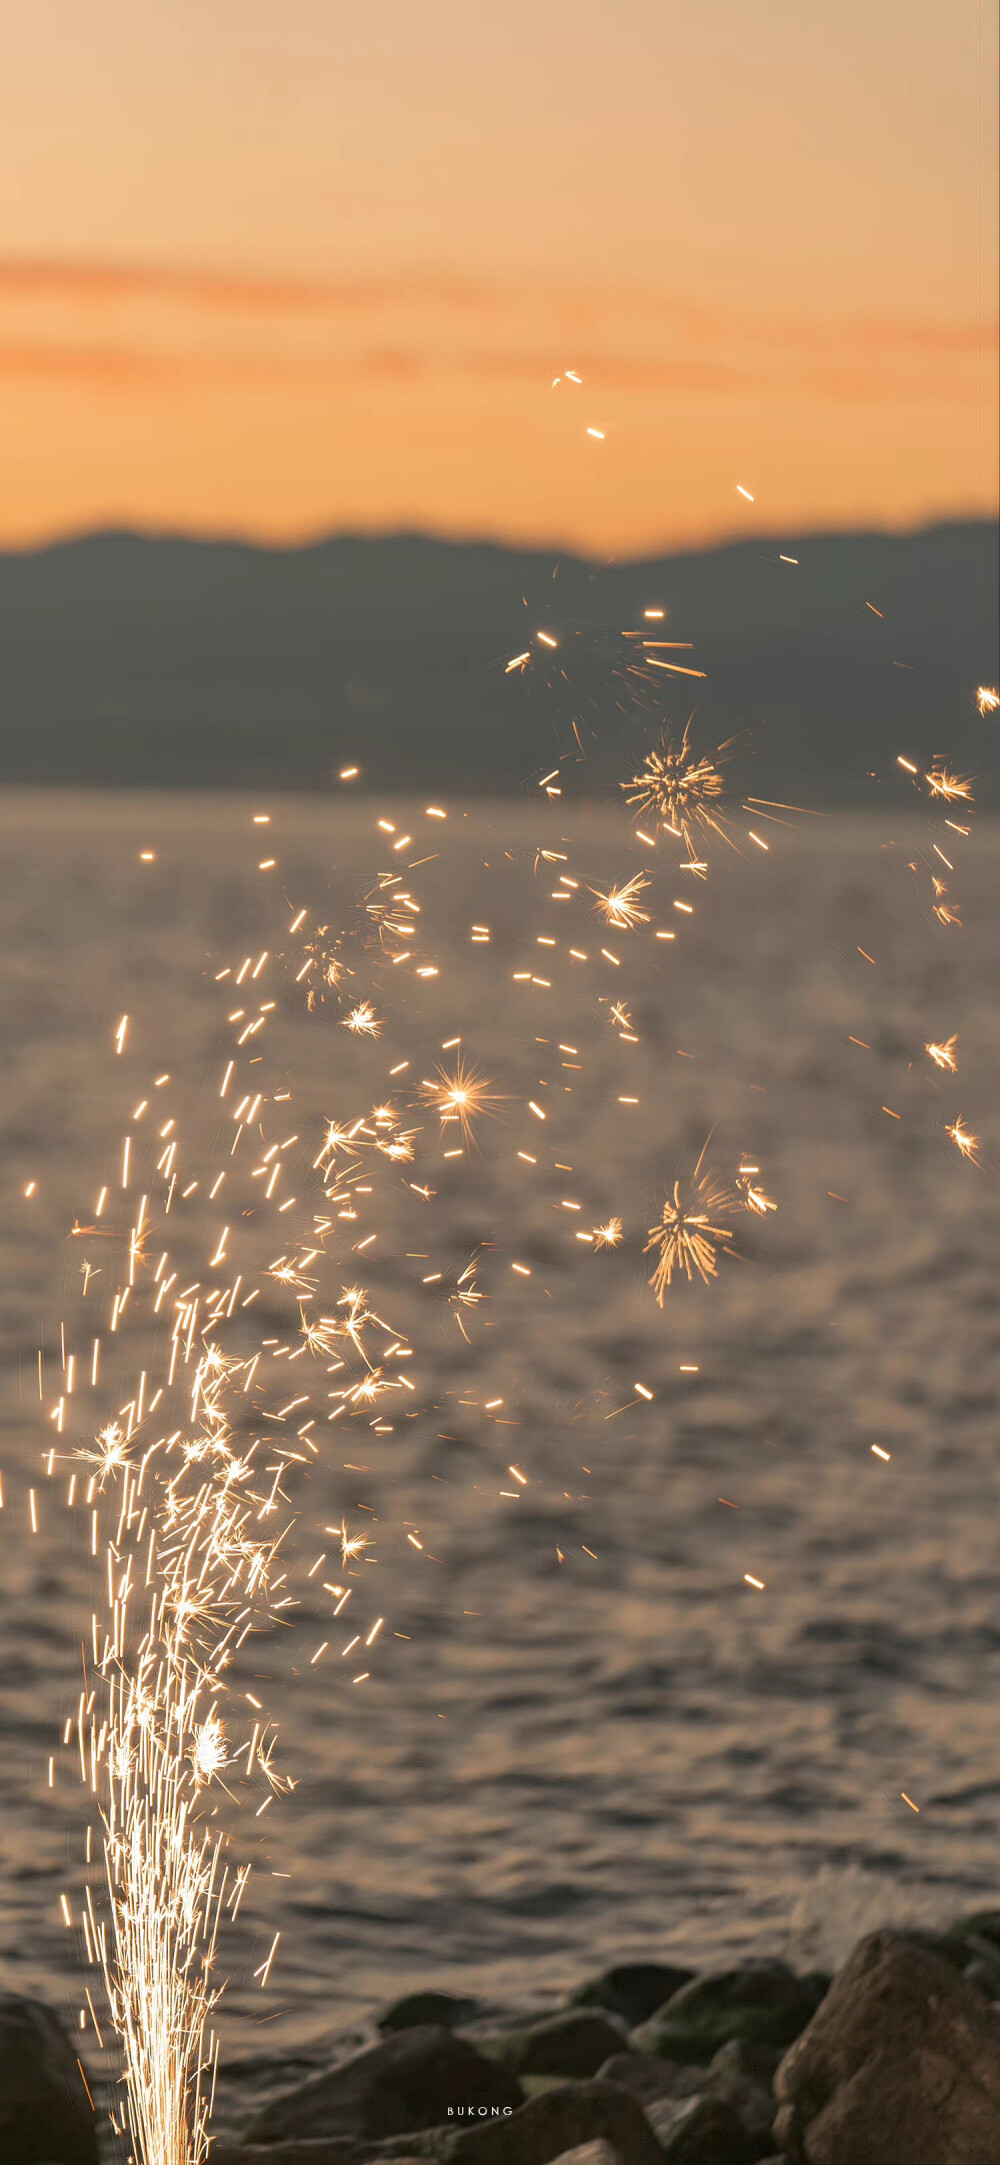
[{"xmin": 1, "ymin": 0, "xmax": 996, "ymax": 554}]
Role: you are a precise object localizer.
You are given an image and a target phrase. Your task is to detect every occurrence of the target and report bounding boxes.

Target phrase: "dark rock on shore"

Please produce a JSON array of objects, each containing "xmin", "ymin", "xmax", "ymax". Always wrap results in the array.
[
  {"xmin": 599, "ymin": 2042, "xmax": 778, "ymax": 2159},
  {"xmin": 773, "ymin": 1929, "xmax": 1000, "ymax": 2164},
  {"xmin": 440, "ymin": 2078, "xmax": 665, "ymax": 2162},
  {"xmin": 377, "ymin": 1996, "xmax": 479, "ymax": 2036},
  {"xmin": 956, "ymin": 1908, "xmax": 1000, "ymax": 1949},
  {"xmin": 495, "ymin": 2007, "xmax": 627, "ymax": 2078},
  {"xmin": 571, "ymin": 1961, "xmax": 697, "ymax": 2028},
  {"xmin": 632, "ymin": 1960, "xmax": 828, "ymax": 2066},
  {"xmin": 243, "ymin": 2026, "xmax": 522, "ymax": 2147},
  {"xmin": 172, "ymin": 1912, "xmax": 1000, "ymax": 2164},
  {"xmin": 0, "ymin": 1991, "xmax": 98, "ymax": 2165},
  {"xmin": 644, "ymin": 2091, "xmax": 763, "ymax": 2163},
  {"xmin": 598, "ymin": 2050, "xmax": 685, "ymax": 2103},
  {"xmin": 901, "ymin": 1925, "xmax": 1000, "ymax": 2001}
]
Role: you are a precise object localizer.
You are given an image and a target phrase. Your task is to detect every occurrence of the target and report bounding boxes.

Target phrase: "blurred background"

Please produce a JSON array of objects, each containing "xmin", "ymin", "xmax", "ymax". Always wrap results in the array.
[{"xmin": 0, "ymin": 0, "xmax": 997, "ymax": 793}]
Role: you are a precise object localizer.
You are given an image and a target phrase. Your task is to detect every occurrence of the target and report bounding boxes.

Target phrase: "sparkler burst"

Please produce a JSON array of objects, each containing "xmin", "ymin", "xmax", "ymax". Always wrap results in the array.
[
  {"xmin": 77, "ymin": 1345, "xmax": 295, "ymax": 2165},
  {"xmin": 976, "ymin": 685, "xmax": 999, "ymax": 714},
  {"xmin": 643, "ymin": 1171, "xmax": 740, "ymax": 1301},
  {"xmin": 621, "ymin": 721, "xmax": 747, "ymax": 870},
  {"xmin": 924, "ymin": 761, "xmax": 974, "ymax": 804},
  {"xmin": 946, "ymin": 1117, "xmax": 981, "ymax": 1164},
  {"xmin": 932, "ymin": 882, "xmax": 962, "ymax": 928},
  {"xmin": 926, "ymin": 1035, "xmax": 959, "ymax": 1071},
  {"xmin": 419, "ymin": 1057, "xmax": 500, "ymax": 1145},
  {"xmin": 342, "ymin": 1001, "xmax": 382, "ymax": 1037},
  {"xmin": 739, "ymin": 1169, "xmax": 778, "ymax": 1215},
  {"xmin": 592, "ymin": 1218, "xmax": 623, "ymax": 1248},
  {"xmin": 588, "ymin": 874, "xmax": 651, "ymax": 929},
  {"xmin": 338, "ymin": 1517, "xmax": 369, "ymax": 1564}
]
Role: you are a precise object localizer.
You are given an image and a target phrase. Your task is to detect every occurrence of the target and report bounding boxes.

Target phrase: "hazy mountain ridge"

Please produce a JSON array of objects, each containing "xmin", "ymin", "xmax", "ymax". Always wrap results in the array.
[{"xmin": 0, "ymin": 522, "xmax": 996, "ymax": 798}]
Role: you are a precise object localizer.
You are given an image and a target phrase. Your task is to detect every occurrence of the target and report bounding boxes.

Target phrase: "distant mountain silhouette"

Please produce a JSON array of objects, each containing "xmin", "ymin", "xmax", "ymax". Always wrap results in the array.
[{"xmin": 0, "ymin": 522, "xmax": 996, "ymax": 802}]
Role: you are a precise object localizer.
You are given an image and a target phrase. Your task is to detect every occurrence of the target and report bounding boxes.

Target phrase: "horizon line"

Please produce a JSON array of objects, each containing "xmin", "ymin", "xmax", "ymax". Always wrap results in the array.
[{"xmin": 2, "ymin": 507, "xmax": 996, "ymax": 567}]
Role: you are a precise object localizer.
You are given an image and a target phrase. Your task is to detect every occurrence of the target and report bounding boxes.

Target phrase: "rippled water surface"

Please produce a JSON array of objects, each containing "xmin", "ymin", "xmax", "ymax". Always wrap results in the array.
[{"xmin": 0, "ymin": 792, "xmax": 996, "ymax": 2099}]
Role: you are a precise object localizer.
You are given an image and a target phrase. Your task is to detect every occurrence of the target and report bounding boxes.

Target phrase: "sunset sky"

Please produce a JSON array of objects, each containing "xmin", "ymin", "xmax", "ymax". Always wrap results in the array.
[{"xmin": 2, "ymin": 0, "xmax": 997, "ymax": 554}]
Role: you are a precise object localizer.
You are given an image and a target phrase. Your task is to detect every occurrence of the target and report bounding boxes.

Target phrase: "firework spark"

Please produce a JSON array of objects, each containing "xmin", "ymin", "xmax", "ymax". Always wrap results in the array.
[
  {"xmin": 975, "ymin": 686, "xmax": 998, "ymax": 714},
  {"xmin": 926, "ymin": 1035, "xmax": 959, "ymax": 1071},
  {"xmin": 588, "ymin": 874, "xmax": 651, "ymax": 929},
  {"xmin": 338, "ymin": 1518, "xmax": 369, "ymax": 1564},
  {"xmin": 932, "ymin": 883, "xmax": 962, "ymax": 928},
  {"xmin": 592, "ymin": 1218, "xmax": 623, "ymax": 1248},
  {"xmin": 76, "ymin": 1346, "xmax": 294, "ymax": 2165},
  {"xmin": 946, "ymin": 1117, "xmax": 981, "ymax": 1164},
  {"xmin": 644, "ymin": 1169, "xmax": 740, "ymax": 1301},
  {"xmin": 739, "ymin": 1173, "xmax": 778, "ymax": 1215},
  {"xmin": 924, "ymin": 762, "xmax": 974, "ymax": 804},
  {"xmin": 419, "ymin": 1058, "xmax": 499, "ymax": 1145},
  {"xmin": 621, "ymin": 721, "xmax": 746, "ymax": 869},
  {"xmin": 343, "ymin": 1002, "xmax": 381, "ymax": 1037}
]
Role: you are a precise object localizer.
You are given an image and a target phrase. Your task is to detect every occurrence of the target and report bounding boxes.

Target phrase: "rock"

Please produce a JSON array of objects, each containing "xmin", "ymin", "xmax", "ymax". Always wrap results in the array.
[
  {"xmin": 0, "ymin": 1991, "xmax": 99, "ymax": 2165},
  {"xmin": 572, "ymin": 1962, "xmax": 697, "ymax": 2027},
  {"xmin": 378, "ymin": 1995, "xmax": 479, "ymax": 2035},
  {"xmin": 645, "ymin": 2092, "xmax": 762, "ymax": 2163},
  {"xmin": 956, "ymin": 1909, "xmax": 1000, "ymax": 1951},
  {"xmin": 503, "ymin": 2009, "xmax": 627, "ymax": 2078},
  {"xmin": 598, "ymin": 2050, "xmax": 685, "ymax": 2102},
  {"xmin": 703, "ymin": 2041, "xmax": 779, "ymax": 2154},
  {"xmin": 773, "ymin": 1928, "xmax": 1000, "ymax": 2164},
  {"xmin": 244, "ymin": 2026, "xmax": 523, "ymax": 2146},
  {"xmin": 211, "ymin": 2148, "xmax": 382, "ymax": 2164},
  {"xmin": 901, "ymin": 1928, "xmax": 1000, "ymax": 2001},
  {"xmin": 709, "ymin": 2037, "xmax": 783, "ymax": 2090},
  {"xmin": 214, "ymin": 2141, "xmax": 453, "ymax": 2165},
  {"xmin": 439, "ymin": 2078, "xmax": 666, "ymax": 2162},
  {"xmin": 632, "ymin": 1961, "xmax": 826, "ymax": 2066}
]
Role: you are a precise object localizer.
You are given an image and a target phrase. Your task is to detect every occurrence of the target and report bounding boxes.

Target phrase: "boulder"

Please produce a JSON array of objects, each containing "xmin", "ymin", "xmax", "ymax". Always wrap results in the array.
[
  {"xmin": 955, "ymin": 1909, "xmax": 1000, "ymax": 1952},
  {"xmin": 709, "ymin": 2037, "xmax": 782, "ymax": 2090},
  {"xmin": 632, "ymin": 1960, "xmax": 826, "ymax": 2066},
  {"xmin": 0, "ymin": 1991, "xmax": 99, "ymax": 2165},
  {"xmin": 706, "ymin": 2039, "xmax": 780, "ymax": 2151},
  {"xmin": 244, "ymin": 2026, "xmax": 522, "ymax": 2146},
  {"xmin": 502, "ymin": 2009, "xmax": 627, "ymax": 2078},
  {"xmin": 378, "ymin": 1995, "xmax": 479, "ymax": 2035},
  {"xmin": 901, "ymin": 1928, "xmax": 1000, "ymax": 2002},
  {"xmin": 572, "ymin": 1962, "xmax": 697, "ymax": 2027},
  {"xmin": 211, "ymin": 2148, "xmax": 390, "ymax": 2164},
  {"xmin": 645, "ymin": 2092, "xmax": 762, "ymax": 2163},
  {"xmin": 440, "ymin": 2078, "xmax": 665, "ymax": 2162},
  {"xmin": 599, "ymin": 2050, "xmax": 776, "ymax": 2158},
  {"xmin": 598, "ymin": 2050, "xmax": 685, "ymax": 2102},
  {"xmin": 773, "ymin": 1929, "xmax": 1000, "ymax": 2164}
]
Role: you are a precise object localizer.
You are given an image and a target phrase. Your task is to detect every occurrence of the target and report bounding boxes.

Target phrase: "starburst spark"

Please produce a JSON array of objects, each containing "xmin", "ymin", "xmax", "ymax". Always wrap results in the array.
[
  {"xmin": 975, "ymin": 686, "xmax": 998, "ymax": 714},
  {"xmin": 588, "ymin": 873, "xmax": 651, "ymax": 929},
  {"xmin": 419, "ymin": 1058, "xmax": 499, "ymax": 1145},
  {"xmin": 924, "ymin": 761, "xmax": 974, "ymax": 804},
  {"xmin": 621, "ymin": 721, "xmax": 746, "ymax": 870},
  {"xmin": 191, "ymin": 1714, "xmax": 228, "ymax": 1787},
  {"xmin": 740, "ymin": 1176, "xmax": 778, "ymax": 1215},
  {"xmin": 926, "ymin": 1035, "xmax": 959, "ymax": 1071},
  {"xmin": 592, "ymin": 1218, "xmax": 623, "ymax": 1248},
  {"xmin": 946, "ymin": 1117, "xmax": 981, "ymax": 1164},
  {"xmin": 342, "ymin": 1002, "xmax": 381, "ymax": 1037},
  {"xmin": 77, "ymin": 1421, "xmax": 132, "ymax": 1483},
  {"xmin": 932, "ymin": 882, "xmax": 962, "ymax": 928},
  {"xmin": 338, "ymin": 1517, "xmax": 369, "ymax": 1564},
  {"xmin": 643, "ymin": 1172, "xmax": 739, "ymax": 1301}
]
